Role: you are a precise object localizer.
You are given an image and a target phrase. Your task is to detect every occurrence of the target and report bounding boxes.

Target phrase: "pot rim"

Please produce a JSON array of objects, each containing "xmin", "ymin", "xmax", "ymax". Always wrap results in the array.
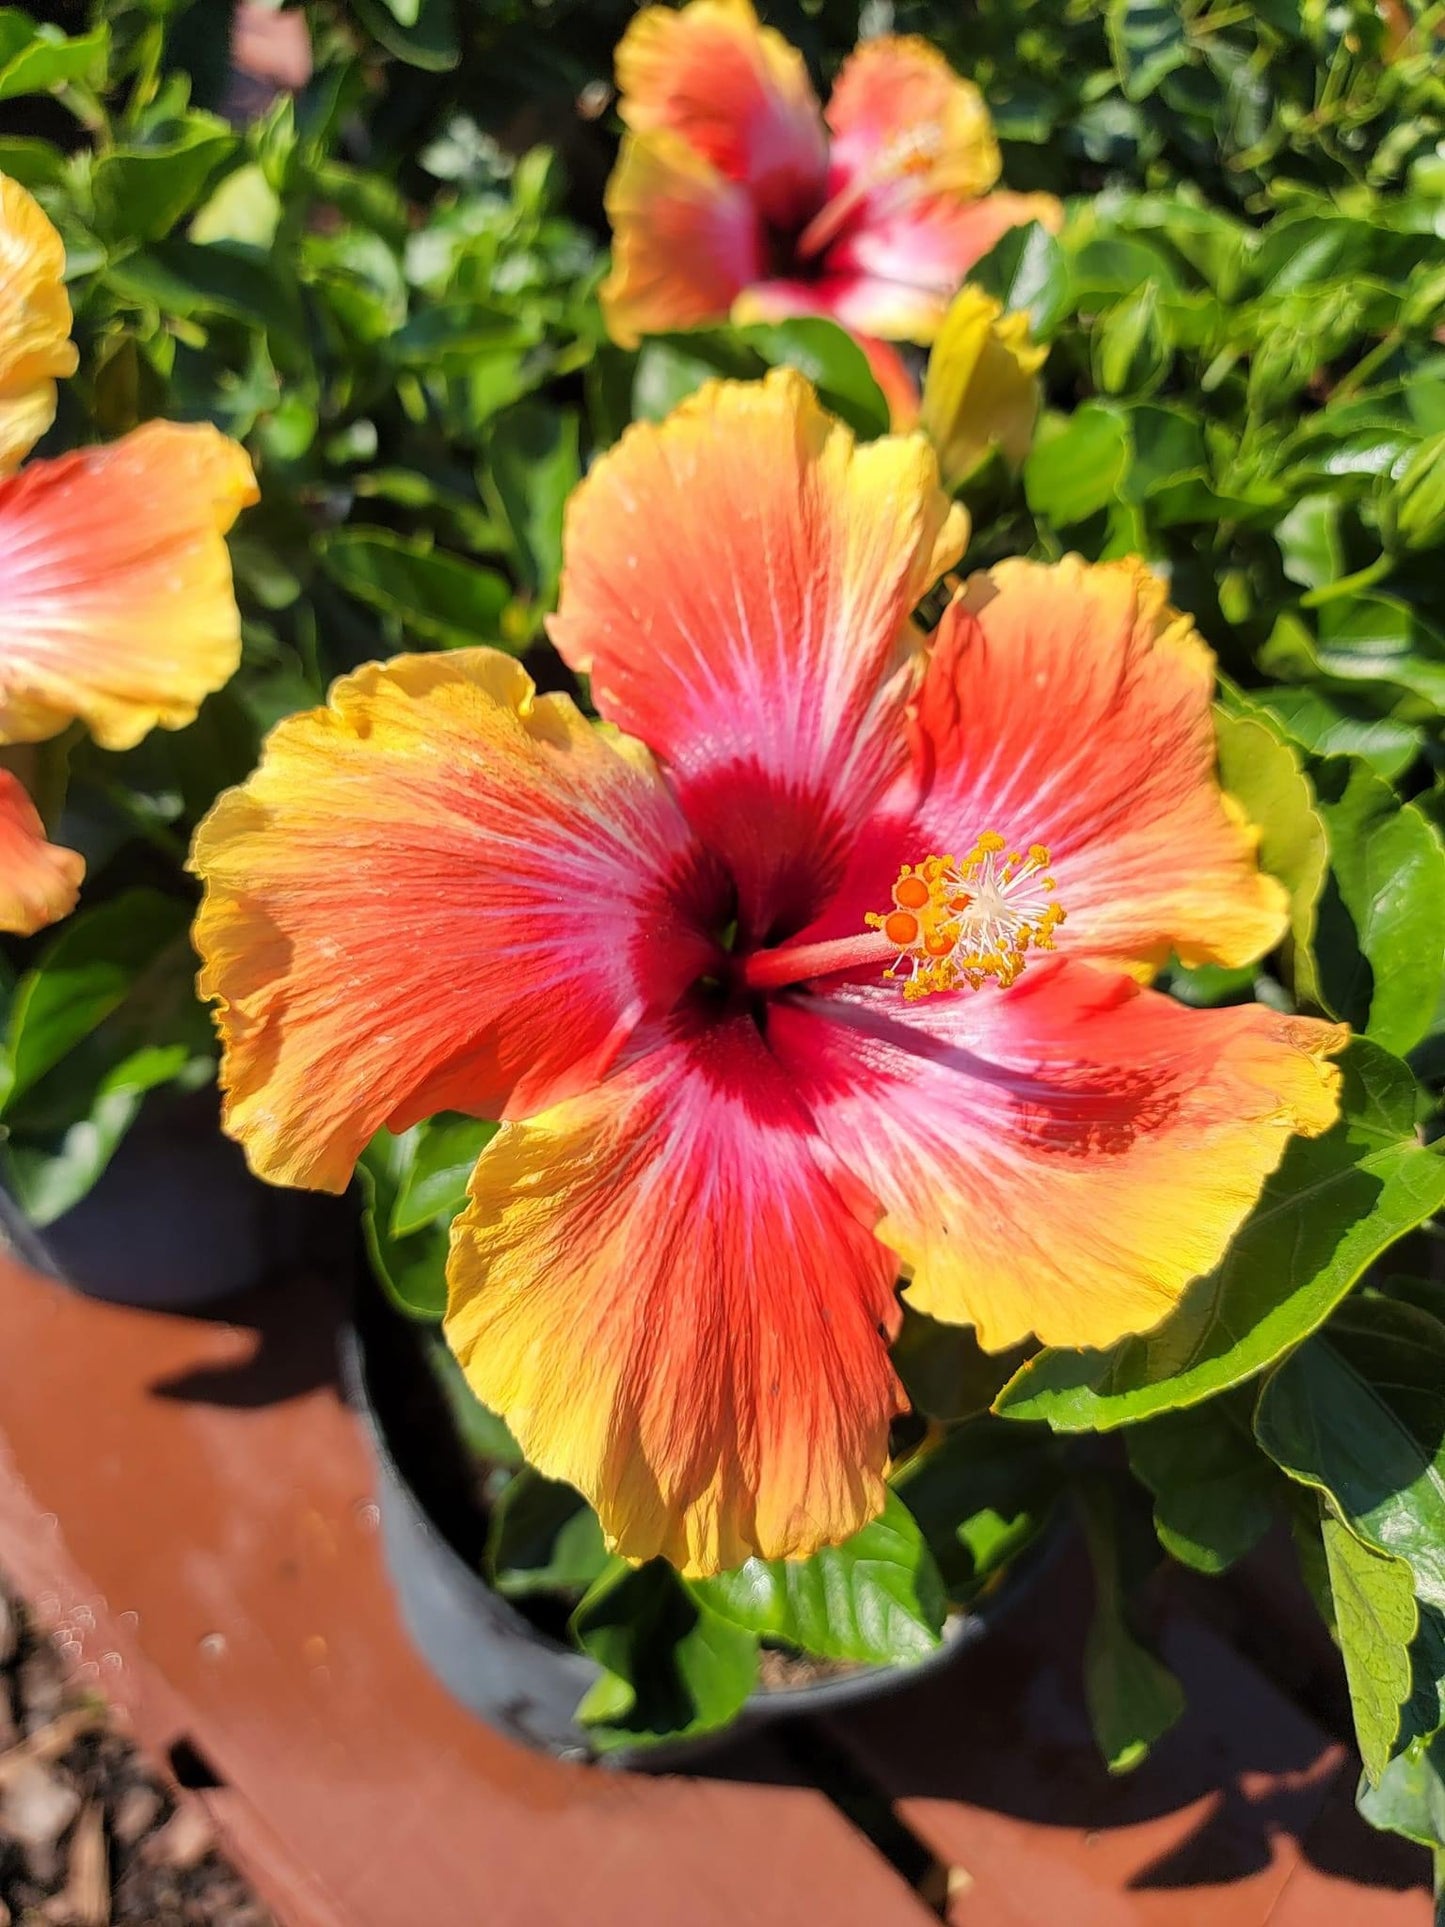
[{"xmin": 344, "ymin": 1299, "xmax": 1061, "ymax": 1745}]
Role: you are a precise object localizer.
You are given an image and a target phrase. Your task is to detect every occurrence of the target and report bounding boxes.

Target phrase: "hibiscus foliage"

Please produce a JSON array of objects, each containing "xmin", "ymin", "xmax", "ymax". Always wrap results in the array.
[{"xmin": 0, "ymin": 0, "xmax": 1441, "ymax": 1823}]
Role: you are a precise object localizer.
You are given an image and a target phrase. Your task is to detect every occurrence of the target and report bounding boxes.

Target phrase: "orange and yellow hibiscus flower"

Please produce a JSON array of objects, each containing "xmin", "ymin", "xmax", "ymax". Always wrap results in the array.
[
  {"xmin": 0, "ymin": 172, "xmax": 257, "ymax": 934},
  {"xmin": 601, "ymin": 0, "xmax": 1061, "ymax": 409},
  {"xmin": 191, "ymin": 372, "xmax": 1344, "ymax": 1577}
]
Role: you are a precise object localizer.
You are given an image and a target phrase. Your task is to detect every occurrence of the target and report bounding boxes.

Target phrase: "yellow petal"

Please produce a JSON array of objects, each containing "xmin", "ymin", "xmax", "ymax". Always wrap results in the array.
[
  {"xmin": 920, "ymin": 284, "xmax": 1047, "ymax": 489},
  {"xmin": 0, "ymin": 174, "xmax": 78, "ymax": 474}
]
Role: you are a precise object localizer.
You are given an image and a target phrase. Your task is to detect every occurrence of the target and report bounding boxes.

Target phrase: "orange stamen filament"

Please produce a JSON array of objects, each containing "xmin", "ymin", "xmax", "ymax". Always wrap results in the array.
[
  {"xmin": 863, "ymin": 835, "xmax": 1065, "ymax": 1001},
  {"xmin": 796, "ymin": 123, "xmax": 944, "ymax": 260}
]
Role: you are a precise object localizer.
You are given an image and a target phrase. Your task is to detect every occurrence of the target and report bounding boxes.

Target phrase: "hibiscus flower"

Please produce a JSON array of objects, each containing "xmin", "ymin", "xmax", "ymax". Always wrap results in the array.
[
  {"xmin": 191, "ymin": 372, "xmax": 1343, "ymax": 1577},
  {"xmin": 601, "ymin": 0, "xmax": 1061, "ymax": 413},
  {"xmin": 0, "ymin": 172, "xmax": 256, "ymax": 934}
]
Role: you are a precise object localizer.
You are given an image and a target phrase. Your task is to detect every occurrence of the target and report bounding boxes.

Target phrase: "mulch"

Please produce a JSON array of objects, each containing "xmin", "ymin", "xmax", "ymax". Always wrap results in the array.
[{"xmin": 0, "ymin": 1578, "xmax": 273, "ymax": 1927}]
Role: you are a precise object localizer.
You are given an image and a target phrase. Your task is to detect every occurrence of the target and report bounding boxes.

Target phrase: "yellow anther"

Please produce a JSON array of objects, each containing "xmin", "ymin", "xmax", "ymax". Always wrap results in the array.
[{"xmin": 866, "ymin": 832, "xmax": 1065, "ymax": 999}]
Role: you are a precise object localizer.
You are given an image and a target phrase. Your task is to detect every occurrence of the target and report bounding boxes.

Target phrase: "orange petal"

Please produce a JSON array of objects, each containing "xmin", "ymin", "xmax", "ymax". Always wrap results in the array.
[
  {"xmin": 771, "ymin": 964, "xmax": 1345, "ymax": 1353},
  {"xmin": 549, "ymin": 368, "xmax": 966, "ymax": 938},
  {"xmin": 191, "ymin": 650, "xmax": 718, "ymax": 1193},
  {"xmin": 615, "ymin": 0, "xmax": 826, "ymax": 227},
  {"xmin": 600, "ymin": 130, "xmax": 761, "ymax": 347},
  {"xmin": 0, "ymin": 766, "xmax": 81, "ymax": 935},
  {"xmin": 446, "ymin": 1015, "xmax": 903, "ymax": 1576},
  {"xmin": 0, "ymin": 175, "xmax": 77, "ymax": 474},
  {"xmin": 0, "ymin": 422, "xmax": 257, "ymax": 750},
  {"xmin": 908, "ymin": 556, "xmax": 1290, "ymax": 975},
  {"xmin": 825, "ymin": 37, "xmax": 1000, "ymax": 203}
]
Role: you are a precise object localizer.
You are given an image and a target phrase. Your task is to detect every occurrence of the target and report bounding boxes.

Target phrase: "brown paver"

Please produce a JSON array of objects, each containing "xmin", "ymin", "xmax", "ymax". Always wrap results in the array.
[
  {"xmin": 0, "ymin": 1254, "xmax": 937, "ymax": 1927},
  {"xmin": 824, "ymin": 1541, "xmax": 1432, "ymax": 1924},
  {"xmin": 0, "ymin": 1244, "xmax": 1433, "ymax": 1926}
]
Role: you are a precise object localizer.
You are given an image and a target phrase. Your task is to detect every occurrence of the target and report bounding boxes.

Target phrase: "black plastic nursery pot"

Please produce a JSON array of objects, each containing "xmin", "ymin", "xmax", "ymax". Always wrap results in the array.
[
  {"xmin": 0, "ymin": 1088, "xmax": 339, "ymax": 1311},
  {"xmin": 345, "ymin": 1267, "xmax": 1052, "ymax": 1766}
]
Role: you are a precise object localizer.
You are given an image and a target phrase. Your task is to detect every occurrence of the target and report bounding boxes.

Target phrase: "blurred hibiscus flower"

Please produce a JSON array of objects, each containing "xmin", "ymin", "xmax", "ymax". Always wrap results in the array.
[
  {"xmin": 191, "ymin": 372, "xmax": 1343, "ymax": 1577},
  {"xmin": 0, "ymin": 173, "xmax": 256, "ymax": 934},
  {"xmin": 600, "ymin": 0, "xmax": 1061, "ymax": 415}
]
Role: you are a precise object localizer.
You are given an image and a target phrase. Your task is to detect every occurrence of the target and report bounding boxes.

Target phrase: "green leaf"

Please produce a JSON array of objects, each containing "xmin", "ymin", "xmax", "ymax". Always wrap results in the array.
[
  {"xmin": 690, "ymin": 1489, "xmax": 945, "ymax": 1666},
  {"xmin": 971, "ymin": 221, "xmax": 1073, "ymax": 338},
  {"xmin": 1256, "ymin": 1299, "xmax": 1445, "ymax": 1614},
  {"xmin": 1093, "ymin": 282, "xmax": 1170, "ymax": 397},
  {"xmin": 3, "ymin": 891, "xmax": 192, "ymax": 1108},
  {"xmin": 1313, "ymin": 759, "xmax": 1445, "ymax": 1056},
  {"xmin": 573, "ymin": 1563, "xmax": 758, "ymax": 1749},
  {"xmin": 1255, "ymin": 686, "xmax": 1421, "ymax": 784},
  {"xmin": 1125, "ymin": 1395, "xmax": 1279, "ymax": 1575},
  {"xmin": 1318, "ymin": 1511, "xmax": 1416, "ymax": 1785},
  {"xmin": 995, "ymin": 1041, "xmax": 1445, "ymax": 1431},
  {"xmin": 1107, "ymin": 0, "xmax": 1189, "ymax": 100},
  {"xmin": 1078, "ymin": 1477, "xmax": 1186, "ymax": 1774},
  {"xmin": 484, "ymin": 402, "xmax": 580, "ymax": 604},
  {"xmin": 349, "ymin": 0, "xmax": 458, "ymax": 68},
  {"xmin": 1262, "ymin": 599, "xmax": 1445, "ymax": 718},
  {"xmin": 1214, "ymin": 708, "xmax": 1328, "ymax": 1005},
  {"xmin": 1359, "ymin": 1734, "xmax": 1445, "ymax": 1851},
  {"xmin": 1025, "ymin": 402, "xmax": 1130, "ymax": 524},
  {"xmin": 390, "ymin": 1113, "xmax": 496, "ymax": 1238},
  {"xmin": 485, "ymin": 1470, "xmax": 609, "ymax": 1599},
  {"xmin": 2, "ymin": 1077, "xmax": 172, "ymax": 1227},
  {"xmin": 737, "ymin": 317, "xmax": 891, "ymax": 439},
  {"xmin": 631, "ymin": 332, "xmax": 761, "ymax": 422},
  {"xmin": 92, "ymin": 120, "xmax": 239, "ymax": 244},
  {"xmin": 319, "ymin": 529, "xmax": 512, "ymax": 648},
  {"xmin": 893, "ymin": 1418, "xmax": 1063, "ymax": 1601},
  {"xmin": 0, "ymin": 136, "xmax": 64, "ymax": 188},
  {"xmin": 890, "ymin": 1305, "xmax": 1030, "ymax": 1423},
  {"xmin": 357, "ymin": 1129, "xmax": 448, "ymax": 1321},
  {"xmin": 0, "ymin": 14, "xmax": 107, "ymax": 101},
  {"xmin": 0, "ymin": 892, "xmax": 210, "ymax": 1226}
]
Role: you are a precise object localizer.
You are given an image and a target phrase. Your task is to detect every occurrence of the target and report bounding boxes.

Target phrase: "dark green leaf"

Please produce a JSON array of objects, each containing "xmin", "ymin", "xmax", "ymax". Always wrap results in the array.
[
  {"xmin": 631, "ymin": 332, "xmax": 760, "ymax": 422},
  {"xmin": 573, "ymin": 1563, "xmax": 758, "ymax": 1748},
  {"xmin": 486, "ymin": 1470, "xmax": 609, "ymax": 1599},
  {"xmin": 349, "ymin": 0, "xmax": 458, "ymax": 68},
  {"xmin": 1256, "ymin": 1298, "xmax": 1445, "ymax": 1613},
  {"xmin": 1107, "ymin": 0, "xmax": 1189, "ymax": 100},
  {"xmin": 995, "ymin": 1042, "xmax": 1445, "ymax": 1430},
  {"xmin": 1255, "ymin": 687, "xmax": 1421, "ymax": 784},
  {"xmin": 690, "ymin": 1489, "xmax": 945, "ymax": 1666},
  {"xmin": 893, "ymin": 1418, "xmax": 1063, "ymax": 1601},
  {"xmin": 1125, "ymin": 1396, "xmax": 1279, "ymax": 1574},
  {"xmin": 891, "ymin": 1304, "xmax": 1030, "ymax": 1423},
  {"xmin": 738, "ymin": 316, "xmax": 891, "ymax": 439},
  {"xmin": 1078, "ymin": 1476, "xmax": 1186, "ymax": 1774},
  {"xmin": 484, "ymin": 402, "xmax": 579, "ymax": 603},
  {"xmin": 319, "ymin": 529, "xmax": 512, "ymax": 648},
  {"xmin": 3, "ymin": 891, "xmax": 192, "ymax": 1107}
]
